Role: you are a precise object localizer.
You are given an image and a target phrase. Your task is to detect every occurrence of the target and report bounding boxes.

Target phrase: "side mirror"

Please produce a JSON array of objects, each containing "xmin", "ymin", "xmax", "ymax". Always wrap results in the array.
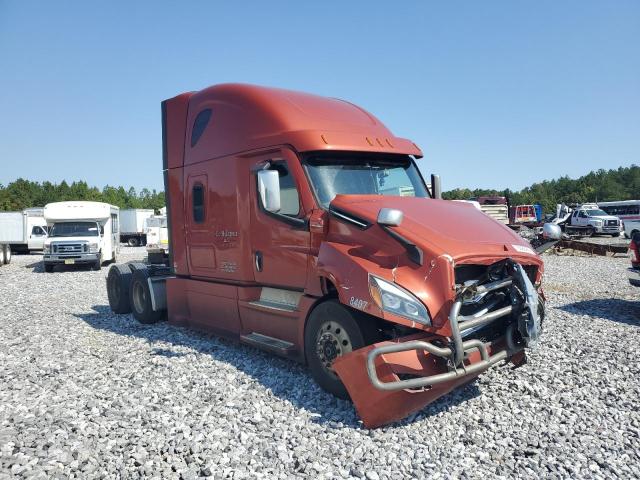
[
  {"xmin": 431, "ymin": 174, "xmax": 442, "ymax": 200},
  {"xmin": 377, "ymin": 208, "xmax": 403, "ymax": 227},
  {"xmin": 542, "ymin": 223, "xmax": 562, "ymax": 240},
  {"xmin": 257, "ymin": 169, "xmax": 281, "ymax": 213}
]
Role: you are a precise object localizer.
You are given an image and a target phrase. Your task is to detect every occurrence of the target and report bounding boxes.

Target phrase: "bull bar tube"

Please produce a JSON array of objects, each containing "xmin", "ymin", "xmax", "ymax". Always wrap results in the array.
[{"xmin": 366, "ymin": 264, "xmax": 537, "ymax": 392}]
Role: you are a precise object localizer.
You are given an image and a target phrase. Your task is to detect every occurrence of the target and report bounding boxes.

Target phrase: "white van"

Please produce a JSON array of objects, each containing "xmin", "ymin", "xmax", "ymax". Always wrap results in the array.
[{"xmin": 43, "ymin": 201, "xmax": 119, "ymax": 272}]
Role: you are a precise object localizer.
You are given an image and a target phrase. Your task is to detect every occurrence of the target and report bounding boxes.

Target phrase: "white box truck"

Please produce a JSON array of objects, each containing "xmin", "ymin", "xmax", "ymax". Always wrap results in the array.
[
  {"xmin": 119, "ymin": 208, "xmax": 155, "ymax": 246},
  {"xmin": 144, "ymin": 215, "xmax": 169, "ymax": 265},
  {"xmin": 0, "ymin": 208, "xmax": 48, "ymax": 255},
  {"xmin": 0, "ymin": 212, "xmax": 23, "ymax": 266},
  {"xmin": 43, "ymin": 201, "xmax": 119, "ymax": 272}
]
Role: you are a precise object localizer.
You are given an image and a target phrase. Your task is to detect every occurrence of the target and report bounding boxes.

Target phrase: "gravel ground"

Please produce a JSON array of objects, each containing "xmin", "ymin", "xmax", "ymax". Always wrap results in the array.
[{"xmin": 1, "ymin": 247, "xmax": 639, "ymax": 479}]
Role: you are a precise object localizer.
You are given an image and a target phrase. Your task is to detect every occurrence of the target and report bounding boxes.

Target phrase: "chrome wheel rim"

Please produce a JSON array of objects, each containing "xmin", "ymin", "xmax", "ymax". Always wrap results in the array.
[
  {"xmin": 133, "ymin": 282, "xmax": 146, "ymax": 313},
  {"xmin": 315, "ymin": 321, "xmax": 353, "ymax": 377}
]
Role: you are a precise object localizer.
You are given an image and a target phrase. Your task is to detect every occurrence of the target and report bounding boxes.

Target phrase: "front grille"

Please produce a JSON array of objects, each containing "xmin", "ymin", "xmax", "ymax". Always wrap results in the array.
[
  {"xmin": 606, "ymin": 220, "xmax": 618, "ymax": 226},
  {"xmin": 53, "ymin": 243, "xmax": 86, "ymax": 254}
]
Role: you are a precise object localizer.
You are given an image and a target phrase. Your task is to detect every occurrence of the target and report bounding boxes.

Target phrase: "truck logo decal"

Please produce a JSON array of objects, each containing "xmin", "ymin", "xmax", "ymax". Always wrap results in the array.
[
  {"xmin": 220, "ymin": 261, "xmax": 237, "ymax": 273},
  {"xmin": 215, "ymin": 230, "xmax": 239, "ymax": 243},
  {"xmin": 349, "ymin": 297, "xmax": 368, "ymax": 310}
]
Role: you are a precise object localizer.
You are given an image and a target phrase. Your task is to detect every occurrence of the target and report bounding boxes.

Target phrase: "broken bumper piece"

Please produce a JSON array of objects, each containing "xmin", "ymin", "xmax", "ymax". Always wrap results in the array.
[
  {"xmin": 333, "ymin": 259, "xmax": 540, "ymax": 428},
  {"xmin": 333, "ymin": 331, "xmax": 522, "ymax": 428}
]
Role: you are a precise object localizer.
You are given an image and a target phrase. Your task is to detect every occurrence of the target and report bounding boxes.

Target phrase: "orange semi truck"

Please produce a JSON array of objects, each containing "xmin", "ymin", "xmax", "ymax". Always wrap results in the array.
[{"xmin": 106, "ymin": 84, "xmax": 557, "ymax": 427}]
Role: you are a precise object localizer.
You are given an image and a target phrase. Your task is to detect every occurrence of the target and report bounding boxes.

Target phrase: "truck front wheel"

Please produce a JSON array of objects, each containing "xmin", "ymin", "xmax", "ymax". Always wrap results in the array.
[
  {"xmin": 92, "ymin": 253, "xmax": 102, "ymax": 271},
  {"xmin": 129, "ymin": 268, "xmax": 164, "ymax": 324},
  {"xmin": 128, "ymin": 237, "xmax": 139, "ymax": 247},
  {"xmin": 305, "ymin": 300, "xmax": 373, "ymax": 400},
  {"xmin": 2, "ymin": 245, "xmax": 10, "ymax": 265}
]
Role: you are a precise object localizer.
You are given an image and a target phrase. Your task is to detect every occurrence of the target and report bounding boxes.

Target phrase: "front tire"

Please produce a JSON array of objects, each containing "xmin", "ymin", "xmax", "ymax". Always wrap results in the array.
[
  {"xmin": 127, "ymin": 237, "xmax": 139, "ymax": 247},
  {"xmin": 304, "ymin": 300, "xmax": 370, "ymax": 400},
  {"xmin": 129, "ymin": 268, "xmax": 164, "ymax": 324},
  {"xmin": 3, "ymin": 245, "xmax": 11, "ymax": 265},
  {"xmin": 92, "ymin": 253, "xmax": 102, "ymax": 271}
]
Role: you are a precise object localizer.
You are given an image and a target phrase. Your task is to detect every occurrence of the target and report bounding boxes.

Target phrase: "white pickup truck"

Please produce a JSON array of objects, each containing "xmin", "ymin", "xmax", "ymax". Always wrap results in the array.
[{"xmin": 565, "ymin": 203, "xmax": 622, "ymax": 237}]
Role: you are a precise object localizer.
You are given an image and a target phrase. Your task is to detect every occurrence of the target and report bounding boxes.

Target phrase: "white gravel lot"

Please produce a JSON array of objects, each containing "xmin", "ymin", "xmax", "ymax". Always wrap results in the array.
[{"xmin": 1, "ymin": 247, "xmax": 639, "ymax": 479}]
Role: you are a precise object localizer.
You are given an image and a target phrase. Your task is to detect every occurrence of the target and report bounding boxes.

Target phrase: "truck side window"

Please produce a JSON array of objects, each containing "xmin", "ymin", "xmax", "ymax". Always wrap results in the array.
[
  {"xmin": 191, "ymin": 109, "xmax": 212, "ymax": 147},
  {"xmin": 31, "ymin": 226, "xmax": 44, "ymax": 236},
  {"xmin": 268, "ymin": 162, "xmax": 300, "ymax": 217},
  {"xmin": 193, "ymin": 184, "xmax": 205, "ymax": 223}
]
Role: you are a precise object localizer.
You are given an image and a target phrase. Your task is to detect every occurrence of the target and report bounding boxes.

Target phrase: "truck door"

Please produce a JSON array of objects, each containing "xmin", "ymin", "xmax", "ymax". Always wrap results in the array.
[
  {"xmin": 28, "ymin": 225, "xmax": 47, "ymax": 250},
  {"xmin": 577, "ymin": 210, "xmax": 588, "ymax": 227},
  {"xmin": 250, "ymin": 156, "xmax": 310, "ymax": 290},
  {"xmin": 185, "ymin": 173, "xmax": 217, "ymax": 278}
]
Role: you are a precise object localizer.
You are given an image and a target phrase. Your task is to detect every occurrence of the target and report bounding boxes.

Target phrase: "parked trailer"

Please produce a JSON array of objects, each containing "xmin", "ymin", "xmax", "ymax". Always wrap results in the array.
[
  {"xmin": 106, "ymin": 83, "xmax": 558, "ymax": 427},
  {"xmin": 476, "ymin": 196, "xmax": 509, "ymax": 224},
  {"xmin": 0, "ymin": 212, "xmax": 24, "ymax": 266},
  {"xmin": 119, "ymin": 209, "xmax": 155, "ymax": 246},
  {"xmin": 0, "ymin": 208, "xmax": 48, "ymax": 255},
  {"xmin": 144, "ymin": 215, "xmax": 169, "ymax": 265}
]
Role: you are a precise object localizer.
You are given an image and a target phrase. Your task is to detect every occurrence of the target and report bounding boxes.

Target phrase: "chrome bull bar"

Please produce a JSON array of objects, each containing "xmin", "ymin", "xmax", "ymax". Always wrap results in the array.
[
  {"xmin": 366, "ymin": 262, "xmax": 540, "ymax": 392},
  {"xmin": 366, "ymin": 319, "xmax": 515, "ymax": 392}
]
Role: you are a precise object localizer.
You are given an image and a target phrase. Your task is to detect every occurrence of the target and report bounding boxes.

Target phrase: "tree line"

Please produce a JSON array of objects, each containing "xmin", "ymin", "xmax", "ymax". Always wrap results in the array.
[
  {"xmin": 442, "ymin": 165, "xmax": 639, "ymax": 214},
  {"xmin": 0, "ymin": 179, "xmax": 165, "ymax": 212},
  {"xmin": 1, "ymin": 165, "xmax": 638, "ymax": 215}
]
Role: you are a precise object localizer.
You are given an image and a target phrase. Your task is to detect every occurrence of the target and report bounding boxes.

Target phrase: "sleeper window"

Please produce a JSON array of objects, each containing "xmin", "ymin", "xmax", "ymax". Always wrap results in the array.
[
  {"xmin": 191, "ymin": 109, "xmax": 212, "ymax": 147},
  {"xmin": 193, "ymin": 184, "xmax": 205, "ymax": 223}
]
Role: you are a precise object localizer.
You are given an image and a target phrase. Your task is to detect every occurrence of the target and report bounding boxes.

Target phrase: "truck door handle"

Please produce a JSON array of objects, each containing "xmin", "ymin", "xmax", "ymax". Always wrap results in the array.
[{"xmin": 255, "ymin": 251, "xmax": 263, "ymax": 272}]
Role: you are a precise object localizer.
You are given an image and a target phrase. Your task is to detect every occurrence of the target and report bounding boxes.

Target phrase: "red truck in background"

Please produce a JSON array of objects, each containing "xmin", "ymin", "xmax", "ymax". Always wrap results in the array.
[{"xmin": 106, "ymin": 84, "xmax": 555, "ymax": 427}]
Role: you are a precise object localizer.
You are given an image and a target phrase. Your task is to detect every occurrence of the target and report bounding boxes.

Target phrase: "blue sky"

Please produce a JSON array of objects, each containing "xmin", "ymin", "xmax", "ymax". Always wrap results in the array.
[{"xmin": 0, "ymin": 1, "xmax": 638, "ymax": 193}]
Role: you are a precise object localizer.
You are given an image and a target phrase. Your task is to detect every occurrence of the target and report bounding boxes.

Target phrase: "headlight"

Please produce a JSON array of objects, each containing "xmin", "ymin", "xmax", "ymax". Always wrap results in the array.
[
  {"xmin": 43, "ymin": 244, "xmax": 50, "ymax": 254},
  {"xmin": 593, "ymin": 220, "xmax": 603, "ymax": 226},
  {"xmin": 368, "ymin": 275, "xmax": 431, "ymax": 326},
  {"xmin": 88, "ymin": 243, "xmax": 99, "ymax": 253}
]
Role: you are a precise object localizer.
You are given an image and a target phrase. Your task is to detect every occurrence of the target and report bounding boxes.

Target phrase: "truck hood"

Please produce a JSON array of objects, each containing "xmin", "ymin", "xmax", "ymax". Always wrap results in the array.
[
  {"xmin": 589, "ymin": 215, "xmax": 619, "ymax": 222},
  {"xmin": 330, "ymin": 195, "xmax": 537, "ymax": 262}
]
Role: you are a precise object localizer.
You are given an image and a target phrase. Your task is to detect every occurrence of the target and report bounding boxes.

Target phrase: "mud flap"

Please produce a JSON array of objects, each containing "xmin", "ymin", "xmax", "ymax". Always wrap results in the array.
[{"xmin": 333, "ymin": 339, "xmax": 492, "ymax": 428}]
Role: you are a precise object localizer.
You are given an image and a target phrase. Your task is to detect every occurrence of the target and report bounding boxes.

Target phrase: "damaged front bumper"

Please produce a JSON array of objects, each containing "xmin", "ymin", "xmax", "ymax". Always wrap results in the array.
[{"xmin": 334, "ymin": 261, "xmax": 542, "ymax": 428}]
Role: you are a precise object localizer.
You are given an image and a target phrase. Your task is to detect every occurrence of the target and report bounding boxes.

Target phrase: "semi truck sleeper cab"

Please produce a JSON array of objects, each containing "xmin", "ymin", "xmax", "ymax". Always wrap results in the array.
[{"xmin": 106, "ymin": 83, "xmax": 556, "ymax": 427}]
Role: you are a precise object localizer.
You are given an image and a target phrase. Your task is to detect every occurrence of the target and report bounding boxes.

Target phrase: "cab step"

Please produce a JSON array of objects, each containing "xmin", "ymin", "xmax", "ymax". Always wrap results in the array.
[{"xmin": 240, "ymin": 332, "xmax": 296, "ymax": 356}]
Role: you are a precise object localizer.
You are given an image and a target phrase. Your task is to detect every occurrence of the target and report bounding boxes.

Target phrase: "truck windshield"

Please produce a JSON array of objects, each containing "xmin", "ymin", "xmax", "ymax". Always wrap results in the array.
[
  {"xmin": 585, "ymin": 209, "xmax": 608, "ymax": 217},
  {"xmin": 49, "ymin": 222, "xmax": 100, "ymax": 237},
  {"xmin": 303, "ymin": 153, "xmax": 428, "ymax": 208}
]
